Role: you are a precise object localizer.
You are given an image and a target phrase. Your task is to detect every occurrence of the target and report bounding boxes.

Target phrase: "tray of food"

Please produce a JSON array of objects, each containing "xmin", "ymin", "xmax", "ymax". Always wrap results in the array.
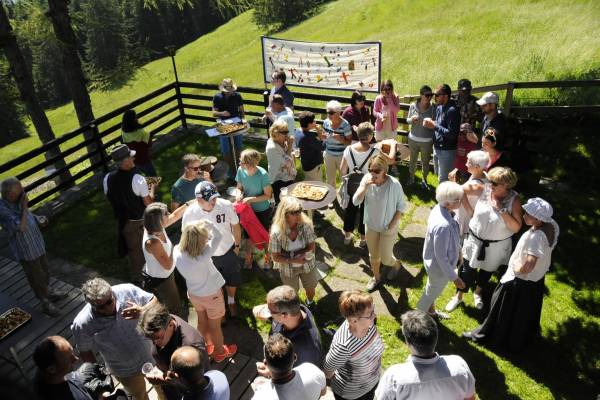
[
  {"xmin": 290, "ymin": 183, "xmax": 329, "ymax": 202},
  {"xmin": 145, "ymin": 176, "xmax": 162, "ymax": 188},
  {"xmin": 216, "ymin": 122, "xmax": 248, "ymax": 135},
  {"xmin": 0, "ymin": 307, "xmax": 32, "ymax": 341}
]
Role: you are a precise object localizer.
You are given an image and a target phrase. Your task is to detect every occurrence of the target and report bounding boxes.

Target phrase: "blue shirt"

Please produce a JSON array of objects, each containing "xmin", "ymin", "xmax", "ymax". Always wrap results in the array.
[
  {"xmin": 212, "ymin": 92, "xmax": 243, "ymax": 118},
  {"xmin": 433, "ymin": 100, "xmax": 460, "ymax": 150},
  {"xmin": 422, "ymin": 205, "xmax": 460, "ymax": 281},
  {"xmin": 235, "ymin": 166, "xmax": 271, "ymax": 212},
  {"xmin": 0, "ymin": 198, "xmax": 45, "ymax": 261},
  {"xmin": 271, "ymin": 85, "xmax": 294, "ymax": 108},
  {"xmin": 182, "ymin": 370, "xmax": 230, "ymax": 400},
  {"xmin": 322, "ymin": 118, "xmax": 352, "ymax": 156}
]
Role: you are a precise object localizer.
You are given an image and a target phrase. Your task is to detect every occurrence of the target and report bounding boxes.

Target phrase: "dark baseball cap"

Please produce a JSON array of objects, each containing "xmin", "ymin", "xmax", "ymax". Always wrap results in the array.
[
  {"xmin": 194, "ymin": 181, "xmax": 220, "ymax": 202},
  {"xmin": 458, "ymin": 79, "xmax": 472, "ymax": 91},
  {"xmin": 110, "ymin": 144, "xmax": 136, "ymax": 162}
]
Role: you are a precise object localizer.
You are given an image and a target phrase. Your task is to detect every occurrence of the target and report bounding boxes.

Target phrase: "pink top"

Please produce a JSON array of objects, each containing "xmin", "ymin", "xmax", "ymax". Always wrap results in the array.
[{"xmin": 373, "ymin": 94, "xmax": 401, "ymax": 133}]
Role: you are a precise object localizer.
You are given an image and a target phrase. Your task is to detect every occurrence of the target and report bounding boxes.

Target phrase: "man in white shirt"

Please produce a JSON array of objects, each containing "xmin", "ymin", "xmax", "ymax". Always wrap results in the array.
[
  {"xmin": 252, "ymin": 333, "xmax": 326, "ymax": 400},
  {"xmin": 104, "ymin": 144, "xmax": 155, "ymax": 285},
  {"xmin": 266, "ymin": 94, "xmax": 295, "ymax": 134},
  {"xmin": 375, "ymin": 310, "xmax": 476, "ymax": 400},
  {"xmin": 181, "ymin": 182, "xmax": 242, "ymax": 316}
]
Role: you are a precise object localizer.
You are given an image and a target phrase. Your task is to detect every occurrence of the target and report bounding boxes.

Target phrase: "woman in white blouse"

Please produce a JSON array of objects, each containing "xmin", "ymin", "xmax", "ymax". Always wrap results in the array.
[
  {"xmin": 142, "ymin": 202, "xmax": 188, "ymax": 316},
  {"xmin": 266, "ymin": 119, "xmax": 297, "ymax": 204},
  {"xmin": 174, "ymin": 220, "xmax": 237, "ymax": 363},
  {"xmin": 463, "ymin": 197, "xmax": 559, "ymax": 351},
  {"xmin": 353, "ymin": 154, "xmax": 407, "ymax": 292}
]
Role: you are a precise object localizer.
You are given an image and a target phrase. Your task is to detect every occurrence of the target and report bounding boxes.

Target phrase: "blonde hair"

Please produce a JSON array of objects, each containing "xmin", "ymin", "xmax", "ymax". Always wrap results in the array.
[
  {"xmin": 339, "ymin": 290, "xmax": 373, "ymax": 318},
  {"xmin": 270, "ymin": 196, "xmax": 312, "ymax": 240},
  {"xmin": 356, "ymin": 122, "xmax": 374, "ymax": 140},
  {"xmin": 180, "ymin": 221, "xmax": 210, "ymax": 258},
  {"xmin": 269, "ymin": 119, "xmax": 290, "ymax": 139},
  {"xmin": 368, "ymin": 154, "xmax": 389, "ymax": 173},
  {"xmin": 239, "ymin": 149, "xmax": 261, "ymax": 167},
  {"xmin": 487, "ymin": 166, "xmax": 518, "ymax": 189}
]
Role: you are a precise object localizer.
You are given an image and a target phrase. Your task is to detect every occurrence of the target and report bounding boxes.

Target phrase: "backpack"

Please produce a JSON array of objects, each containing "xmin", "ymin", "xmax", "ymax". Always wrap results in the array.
[{"xmin": 346, "ymin": 147, "xmax": 376, "ymax": 197}]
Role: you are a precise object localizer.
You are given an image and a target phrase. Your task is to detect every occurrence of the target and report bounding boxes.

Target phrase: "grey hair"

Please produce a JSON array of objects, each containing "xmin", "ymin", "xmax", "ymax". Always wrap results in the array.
[
  {"xmin": 435, "ymin": 181, "xmax": 464, "ymax": 206},
  {"xmin": 1, "ymin": 177, "xmax": 20, "ymax": 198},
  {"xmin": 266, "ymin": 285, "xmax": 301, "ymax": 316},
  {"xmin": 138, "ymin": 301, "xmax": 171, "ymax": 337},
  {"xmin": 467, "ymin": 150, "xmax": 489, "ymax": 170},
  {"xmin": 401, "ymin": 310, "xmax": 438, "ymax": 357},
  {"xmin": 81, "ymin": 278, "xmax": 112, "ymax": 303},
  {"xmin": 144, "ymin": 202, "xmax": 168, "ymax": 232},
  {"xmin": 326, "ymin": 100, "xmax": 342, "ymax": 113}
]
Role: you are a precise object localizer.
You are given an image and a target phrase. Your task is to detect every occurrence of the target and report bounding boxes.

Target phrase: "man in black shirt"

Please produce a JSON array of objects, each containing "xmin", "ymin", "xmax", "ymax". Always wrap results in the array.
[
  {"xmin": 104, "ymin": 144, "xmax": 154, "ymax": 285},
  {"xmin": 33, "ymin": 336, "xmax": 94, "ymax": 400},
  {"xmin": 138, "ymin": 302, "xmax": 209, "ymax": 400},
  {"xmin": 212, "ymin": 78, "xmax": 245, "ymax": 178}
]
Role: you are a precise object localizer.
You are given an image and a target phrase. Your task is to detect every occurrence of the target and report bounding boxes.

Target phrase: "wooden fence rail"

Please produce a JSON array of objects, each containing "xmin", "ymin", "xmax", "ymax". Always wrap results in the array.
[{"xmin": 0, "ymin": 79, "xmax": 598, "ymax": 208}]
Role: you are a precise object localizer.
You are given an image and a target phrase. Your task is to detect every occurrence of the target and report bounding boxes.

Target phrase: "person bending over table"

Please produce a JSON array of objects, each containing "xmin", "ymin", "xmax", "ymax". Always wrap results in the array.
[{"xmin": 212, "ymin": 78, "xmax": 245, "ymax": 178}]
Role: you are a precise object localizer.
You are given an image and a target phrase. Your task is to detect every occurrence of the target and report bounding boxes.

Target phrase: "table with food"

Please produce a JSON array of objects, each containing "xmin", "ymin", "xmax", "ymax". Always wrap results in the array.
[
  {"xmin": 205, "ymin": 117, "xmax": 249, "ymax": 171},
  {"xmin": 281, "ymin": 181, "xmax": 337, "ymax": 210}
]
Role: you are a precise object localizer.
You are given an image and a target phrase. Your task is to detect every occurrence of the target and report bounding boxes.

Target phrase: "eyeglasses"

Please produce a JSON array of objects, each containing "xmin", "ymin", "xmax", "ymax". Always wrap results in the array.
[{"xmin": 92, "ymin": 295, "xmax": 114, "ymax": 310}]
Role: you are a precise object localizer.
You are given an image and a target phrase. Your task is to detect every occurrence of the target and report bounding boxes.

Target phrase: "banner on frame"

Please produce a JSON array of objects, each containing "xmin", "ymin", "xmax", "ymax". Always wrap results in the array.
[{"xmin": 261, "ymin": 36, "xmax": 381, "ymax": 92}]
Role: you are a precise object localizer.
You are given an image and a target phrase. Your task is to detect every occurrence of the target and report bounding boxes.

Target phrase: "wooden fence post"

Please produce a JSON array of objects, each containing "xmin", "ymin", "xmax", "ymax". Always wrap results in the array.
[
  {"xmin": 174, "ymin": 82, "xmax": 188, "ymax": 130},
  {"xmin": 504, "ymin": 81, "xmax": 515, "ymax": 116},
  {"xmin": 263, "ymin": 90, "xmax": 271, "ymax": 135},
  {"xmin": 90, "ymin": 124, "xmax": 109, "ymax": 173}
]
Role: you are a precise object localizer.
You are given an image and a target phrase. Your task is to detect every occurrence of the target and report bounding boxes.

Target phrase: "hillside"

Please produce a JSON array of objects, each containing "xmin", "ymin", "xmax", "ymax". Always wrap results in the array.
[{"xmin": 3, "ymin": 0, "xmax": 600, "ymax": 163}]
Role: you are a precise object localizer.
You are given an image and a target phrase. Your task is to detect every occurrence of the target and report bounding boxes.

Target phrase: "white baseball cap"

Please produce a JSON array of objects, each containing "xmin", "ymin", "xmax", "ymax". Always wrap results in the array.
[{"xmin": 476, "ymin": 92, "xmax": 500, "ymax": 106}]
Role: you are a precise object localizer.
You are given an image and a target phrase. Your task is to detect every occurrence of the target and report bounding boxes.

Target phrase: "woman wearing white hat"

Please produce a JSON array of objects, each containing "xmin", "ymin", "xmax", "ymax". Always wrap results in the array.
[{"xmin": 462, "ymin": 197, "xmax": 559, "ymax": 351}]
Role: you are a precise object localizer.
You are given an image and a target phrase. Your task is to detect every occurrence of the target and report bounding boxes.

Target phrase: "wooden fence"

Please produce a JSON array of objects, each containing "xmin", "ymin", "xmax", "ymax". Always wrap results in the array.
[{"xmin": 0, "ymin": 79, "xmax": 598, "ymax": 207}]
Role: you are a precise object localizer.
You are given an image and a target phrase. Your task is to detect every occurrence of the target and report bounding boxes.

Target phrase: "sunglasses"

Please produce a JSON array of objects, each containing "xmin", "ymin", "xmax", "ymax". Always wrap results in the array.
[
  {"xmin": 92, "ymin": 295, "xmax": 114, "ymax": 310},
  {"xmin": 383, "ymin": 87, "xmax": 392, "ymax": 90},
  {"xmin": 423, "ymin": 93, "xmax": 433, "ymax": 98},
  {"xmin": 326, "ymin": 110, "xmax": 337, "ymax": 115},
  {"xmin": 357, "ymin": 309, "xmax": 376, "ymax": 320},
  {"xmin": 491, "ymin": 182, "xmax": 503, "ymax": 187},
  {"xmin": 434, "ymin": 93, "xmax": 446, "ymax": 97},
  {"xmin": 279, "ymin": 130, "xmax": 289, "ymax": 134},
  {"xmin": 189, "ymin": 166, "xmax": 201, "ymax": 171},
  {"xmin": 369, "ymin": 168, "xmax": 382, "ymax": 174}
]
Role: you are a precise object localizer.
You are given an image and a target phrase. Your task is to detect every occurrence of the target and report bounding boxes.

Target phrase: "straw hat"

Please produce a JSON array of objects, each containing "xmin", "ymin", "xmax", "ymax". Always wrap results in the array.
[{"xmin": 219, "ymin": 78, "xmax": 237, "ymax": 93}]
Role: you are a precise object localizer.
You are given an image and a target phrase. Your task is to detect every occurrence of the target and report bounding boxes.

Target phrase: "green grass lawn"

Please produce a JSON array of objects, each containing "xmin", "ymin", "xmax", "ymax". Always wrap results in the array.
[
  {"xmin": 3, "ymin": 0, "xmax": 600, "ymax": 175},
  {"xmin": 43, "ymin": 130, "xmax": 600, "ymax": 399}
]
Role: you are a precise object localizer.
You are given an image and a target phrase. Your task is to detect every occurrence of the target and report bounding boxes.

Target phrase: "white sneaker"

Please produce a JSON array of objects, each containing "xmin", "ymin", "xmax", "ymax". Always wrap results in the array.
[
  {"xmin": 445, "ymin": 295, "xmax": 463, "ymax": 312},
  {"xmin": 473, "ymin": 293, "xmax": 484, "ymax": 309}
]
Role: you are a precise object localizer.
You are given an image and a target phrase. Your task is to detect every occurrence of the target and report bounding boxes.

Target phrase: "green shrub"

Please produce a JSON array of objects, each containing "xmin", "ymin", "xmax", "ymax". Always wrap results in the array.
[{"xmin": 252, "ymin": 0, "xmax": 321, "ymax": 32}]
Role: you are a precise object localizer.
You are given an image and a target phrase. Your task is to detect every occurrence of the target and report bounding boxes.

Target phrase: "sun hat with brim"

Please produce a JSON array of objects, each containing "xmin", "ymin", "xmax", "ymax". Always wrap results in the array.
[
  {"xmin": 219, "ymin": 78, "xmax": 237, "ymax": 93},
  {"xmin": 195, "ymin": 181, "xmax": 220, "ymax": 202},
  {"xmin": 110, "ymin": 144, "xmax": 136, "ymax": 162},
  {"xmin": 476, "ymin": 92, "xmax": 499, "ymax": 106},
  {"xmin": 522, "ymin": 197, "xmax": 553, "ymax": 222},
  {"xmin": 200, "ymin": 156, "xmax": 218, "ymax": 166}
]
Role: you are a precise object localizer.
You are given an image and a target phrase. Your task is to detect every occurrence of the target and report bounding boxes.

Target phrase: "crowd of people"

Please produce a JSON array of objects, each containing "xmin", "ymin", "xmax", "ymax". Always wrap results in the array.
[{"xmin": 0, "ymin": 72, "xmax": 561, "ymax": 400}]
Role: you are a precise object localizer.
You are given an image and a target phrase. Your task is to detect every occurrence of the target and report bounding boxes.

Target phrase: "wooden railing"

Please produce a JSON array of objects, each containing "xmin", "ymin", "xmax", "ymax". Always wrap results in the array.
[{"xmin": 1, "ymin": 79, "xmax": 598, "ymax": 208}]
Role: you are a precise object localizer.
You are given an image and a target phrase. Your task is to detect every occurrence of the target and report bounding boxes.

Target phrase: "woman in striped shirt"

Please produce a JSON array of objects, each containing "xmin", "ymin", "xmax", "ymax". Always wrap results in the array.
[{"xmin": 324, "ymin": 290, "xmax": 384, "ymax": 400}]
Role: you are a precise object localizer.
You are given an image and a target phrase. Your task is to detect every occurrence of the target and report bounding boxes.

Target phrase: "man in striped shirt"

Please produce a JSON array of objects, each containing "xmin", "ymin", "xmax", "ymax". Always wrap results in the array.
[{"xmin": 0, "ymin": 177, "xmax": 66, "ymax": 316}]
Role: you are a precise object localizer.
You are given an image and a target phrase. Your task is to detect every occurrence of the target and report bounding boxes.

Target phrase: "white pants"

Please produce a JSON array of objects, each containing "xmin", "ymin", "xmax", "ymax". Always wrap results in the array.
[{"xmin": 416, "ymin": 264, "xmax": 451, "ymax": 312}]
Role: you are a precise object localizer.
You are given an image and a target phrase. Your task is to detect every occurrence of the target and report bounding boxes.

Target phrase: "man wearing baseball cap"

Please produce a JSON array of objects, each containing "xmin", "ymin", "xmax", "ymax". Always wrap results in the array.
[
  {"xmin": 181, "ymin": 182, "xmax": 242, "ymax": 317},
  {"xmin": 104, "ymin": 144, "xmax": 155, "ymax": 285},
  {"xmin": 477, "ymin": 92, "xmax": 507, "ymax": 148},
  {"xmin": 454, "ymin": 79, "xmax": 482, "ymax": 127}
]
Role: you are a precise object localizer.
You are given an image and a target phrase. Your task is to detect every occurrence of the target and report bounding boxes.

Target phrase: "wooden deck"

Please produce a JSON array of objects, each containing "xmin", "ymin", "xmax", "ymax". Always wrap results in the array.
[{"xmin": 0, "ymin": 255, "xmax": 257, "ymax": 398}]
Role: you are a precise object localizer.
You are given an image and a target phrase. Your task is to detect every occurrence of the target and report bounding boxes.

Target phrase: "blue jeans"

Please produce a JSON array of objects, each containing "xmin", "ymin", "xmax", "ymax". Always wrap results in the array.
[{"xmin": 433, "ymin": 148, "xmax": 456, "ymax": 183}]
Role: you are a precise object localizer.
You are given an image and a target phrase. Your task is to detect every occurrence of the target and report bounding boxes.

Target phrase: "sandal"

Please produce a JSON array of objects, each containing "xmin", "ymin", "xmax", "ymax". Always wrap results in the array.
[{"xmin": 213, "ymin": 344, "xmax": 237, "ymax": 363}]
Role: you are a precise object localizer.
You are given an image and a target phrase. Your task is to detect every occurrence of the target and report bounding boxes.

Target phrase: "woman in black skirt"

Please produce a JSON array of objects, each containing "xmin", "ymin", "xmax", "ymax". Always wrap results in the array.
[{"xmin": 462, "ymin": 197, "xmax": 559, "ymax": 352}]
